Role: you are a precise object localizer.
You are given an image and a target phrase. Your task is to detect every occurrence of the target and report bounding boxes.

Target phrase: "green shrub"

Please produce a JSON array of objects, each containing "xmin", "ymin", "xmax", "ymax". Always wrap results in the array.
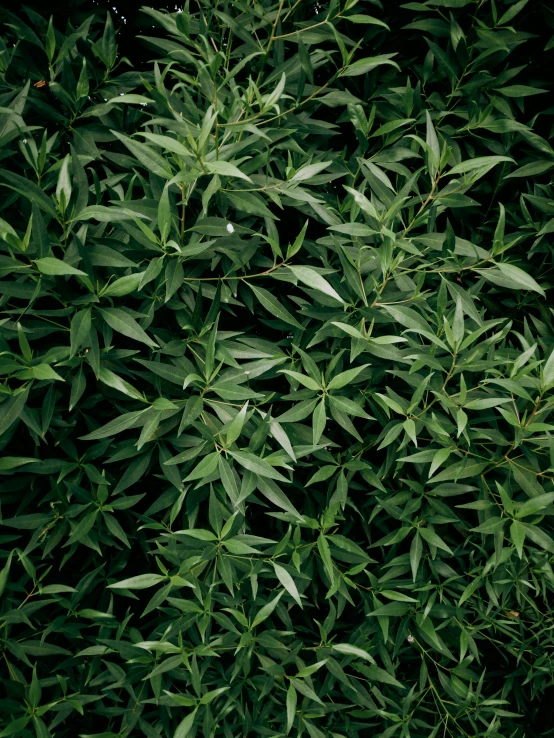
[{"xmin": 1, "ymin": 2, "xmax": 554, "ymax": 737}]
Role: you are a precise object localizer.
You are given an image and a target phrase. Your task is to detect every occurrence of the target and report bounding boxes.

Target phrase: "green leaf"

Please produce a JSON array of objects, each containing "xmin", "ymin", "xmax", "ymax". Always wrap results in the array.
[
  {"xmin": 0, "ymin": 457, "xmax": 39, "ymax": 471},
  {"xmin": 487, "ymin": 263, "xmax": 545, "ymax": 297},
  {"xmin": 410, "ymin": 532, "xmax": 423, "ymax": 582},
  {"xmin": 510, "ymin": 520, "xmax": 525, "ymax": 558},
  {"xmin": 73, "ymin": 205, "xmax": 149, "ymax": 222},
  {"xmin": 184, "ymin": 451, "xmax": 220, "ymax": 482},
  {"xmin": 496, "ymin": 85, "xmax": 548, "ymax": 97},
  {"xmin": 332, "ymin": 643, "xmax": 375, "ymax": 663},
  {"xmin": 34, "ymin": 257, "xmax": 87, "ymax": 276},
  {"xmin": 158, "ymin": 185, "xmax": 172, "ymax": 242},
  {"xmin": 358, "ymin": 664, "xmax": 403, "ymax": 687},
  {"xmin": 247, "ymin": 283, "xmax": 303, "ymax": 330},
  {"xmin": 367, "ymin": 602, "xmax": 410, "ymax": 618},
  {"xmin": 517, "ymin": 493, "xmax": 554, "ymax": 519},
  {"xmin": 312, "ymin": 397, "xmax": 326, "ymax": 446},
  {"xmin": 329, "ymin": 395, "xmax": 372, "ymax": 419},
  {"xmin": 543, "ymin": 351, "xmax": 554, "ymax": 389},
  {"xmin": 229, "ymin": 450, "xmax": 290, "ymax": 483},
  {"xmin": 279, "ymin": 369, "xmax": 320, "ymax": 391},
  {"xmin": 70, "ymin": 308, "xmax": 91, "ymax": 358},
  {"xmin": 286, "ymin": 682, "xmax": 297, "ymax": 734},
  {"xmin": 327, "ymin": 363, "xmax": 370, "ymax": 390},
  {"xmin": 447, "ymin": 156, "xmax": 514, "ymax": 176},
  {"xmin": 343, "ymin": 14, "xmax": 390, "ymax": 29},
  {"xmin": 0, "ymin": 389, "xmax": 29, "ymax": 437},
  {"xmin": 99, "ymin": 308, "xmax": 159, "ymax": 348},
  {"xmin": 251, "ymin": 591, "xmax": 284, "ymax": 627},
  {"xmin": 471, "ymin": 517, "xmax": 505, "ymax": 534},
  {"xmin": 205, "ymin": 160, "xmax": 252, "ymax": 182},
  {"xmin": 107, "ymin": 94, "xmax": 152, "ymax": 105},
  {"xmin": 226, "ymin": 402, "xmax": 249, "ymax": 446},
  {"xmin": 257, "ymin": 478, "xmax": 303, "ymax": 519},
  {"xmin": 492, "ymin": 203, "xmax": 505, "ymax": 256},
  {"xmin": 0, "ymin": 716, "xmax": 30, "ymax": 738},
  {"xmin": 418, "ymin": 527, "xmax": 453, "ymax": 553},
  {"xmin": 32, "ymin": 363, "xmax": 64, "ymax": 382},
  {"xmin": 521, "ymin": 523, "xmax": 554, "ymax": 554},
  {"xmin": 0, "ymin": 551, "xmax": 14, "ymax": 598},
  {"xmin": 108, "ymin": 574, "xmax": 167, "ymax": 590},
  {"xmin": 102, "ymin": 272, "xmax": 144, "ymax": 298},
  {"xmin": 79, "ymin": 409, "xmax": 149, "ymax": 440},
  {"xmin": 291, "ymin": 161, "xmax": 332, "ymax": 182},
  {"xmin": 339, "ymin": 54, "xmax": 399, "ymax": 77},
  {"xmin": 111, "ymin": 130, "xmax": 173, "ymax": 178},
  {"xmin": 226, "ymin": 190, "xmax": 276, "ymax": 219},
  {"xmin": 273, "ymin": 562, "xmax": 302, "ymax": 606},
  {"xmin": 498, "ymin": 0, "xmax": 528, "ymax": 24},
  {"xmin": 173, "ymin": 709, "xmax": 198, "ymax": 738},
  {"xmin": 199, "ymin": 687, "xmax": 229, "ymax": 705},
  {"xmin": 288, "ymin": 266, "xmax": 345, "ymax": 304},
  {"xmin": 99, "ymin": 367, "xmax": 144, "ymax": 401}
]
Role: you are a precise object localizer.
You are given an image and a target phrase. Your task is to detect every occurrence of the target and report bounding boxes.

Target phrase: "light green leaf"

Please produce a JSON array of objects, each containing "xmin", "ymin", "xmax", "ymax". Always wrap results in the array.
[
  {"xmin": 273, "ymin": 562, "xmax": 302, "ymax": 606},
  {"xmin": 343, "ymin": 14, "xmax": 389, "ymax": 29},
  {"xmin": 289, "ymin": 265, "xmax": 345, "ymax": 303},
  {"xmin": 286, "ymin": 682, "xmax": 297, "ymax": 734},
  {"xmin": 291, "ymin": 161, "xmax": 332, "ymax": 182},
  {"xmin": 226, "ymin": 402, "xmax": 249, "ymax": 446},
  {"xmin": 108, "ymin": 94, "xmax": 152, "ymax": 105},
  {"xmin": 497, "ymin": 263, "xmax": 545, "ymax": 297},
  {"xmin": 251, "ymin": 591, "xmax": 284, "ymax": 627},
  {"xmin": 184, "ymin": 451, "xmax": 220, "ymax": 482},
  {"xmin": 102, "ymin": 272, "xmax": 144, "ymax": 298},
  {"xmin": 34, "ymin": 257, "xmax": 86, "ymax": 276},
  {"xmin": 111, "ymin": 130, "xmax": 173, "ymax": 178},
  {"xmin": 74, "ymin": 205, "xmax": 149, "ymax": 222},
  {"xmin": 543, "ymin": 351, "xmax": 554, "ymax": 389},
  {"xmin": 327, "ymin": 363, "xmax": 370, "ymax": 390},
  {"xmin": 229, "ymin": 450, "xmax": 290, "ymax": 483},
  {"xmin": 32, "ymin": 364, "xmax": 64, "ymax": 381},
  {"xmin": 108, "ymin": 574, "xmax": 167, "ymax": 590},
  {"xmin": 174, "ymin": 709, "xmax": 198, "ymax": 738},
  {"xmin": 279, "ymin": 369, "xmax": 320, "ymax": 391},
  {"xmin": 205, "ymin": 160, "xmax": 252, "ymax": 182},
  {"xmin": 446, "ymin": 156, "xmax": 514, "ymax": 176},
  {"xmin": 312, "ymin": 397, "xmax": 326, "ymax": 446},
  {"xmin": 339, "ymin": 54, "xmax": 399, "ymax": 77},
  {"xmin": 333, "ymin": 643, "xmax": 375, "ymax": 663}
]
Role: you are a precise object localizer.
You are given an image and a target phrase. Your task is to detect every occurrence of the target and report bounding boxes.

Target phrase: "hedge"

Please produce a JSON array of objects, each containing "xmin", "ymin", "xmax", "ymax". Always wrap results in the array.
[{"xmin": 1, "ymin": 2, "xmax": 554, "ymax": 737}]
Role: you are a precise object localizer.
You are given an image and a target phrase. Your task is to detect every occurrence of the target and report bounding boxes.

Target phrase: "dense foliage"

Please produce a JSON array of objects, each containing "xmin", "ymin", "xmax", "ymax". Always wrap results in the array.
[{"xmin": 1, "ymin": 1, "xmax": 554, "ymax": 736}]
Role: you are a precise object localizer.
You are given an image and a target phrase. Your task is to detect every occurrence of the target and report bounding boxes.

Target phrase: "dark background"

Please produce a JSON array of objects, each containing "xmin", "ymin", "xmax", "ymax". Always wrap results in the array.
[{"xmin": 0, "ymin": 0, "xmax": 183, "ymax": 67}]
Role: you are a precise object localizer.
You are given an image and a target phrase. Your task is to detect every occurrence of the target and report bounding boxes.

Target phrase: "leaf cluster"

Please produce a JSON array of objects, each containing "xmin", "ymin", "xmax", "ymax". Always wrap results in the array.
[{"xmin": 1, "ymin": 1, "xmax": 554, "ymax": 737}]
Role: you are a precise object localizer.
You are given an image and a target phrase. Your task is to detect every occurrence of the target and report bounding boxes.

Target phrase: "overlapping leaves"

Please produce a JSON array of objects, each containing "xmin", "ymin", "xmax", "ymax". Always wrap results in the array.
[{"xmin": 0, "ymin": 1, "xmax": 553, "ymax": 737}]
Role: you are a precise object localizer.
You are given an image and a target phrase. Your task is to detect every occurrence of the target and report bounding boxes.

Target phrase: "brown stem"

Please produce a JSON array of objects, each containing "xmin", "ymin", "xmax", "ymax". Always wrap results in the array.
[
  {"xmin": 402, "ymin": 172, "xmax": 441, "ymax": 238},
  {"xmin": 274, "ymin": 13, "xmax": 342, "ymax": 40},
  {"xmin": 183, "ymin": 260, "xmax": 287, "ymax": 282}
]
